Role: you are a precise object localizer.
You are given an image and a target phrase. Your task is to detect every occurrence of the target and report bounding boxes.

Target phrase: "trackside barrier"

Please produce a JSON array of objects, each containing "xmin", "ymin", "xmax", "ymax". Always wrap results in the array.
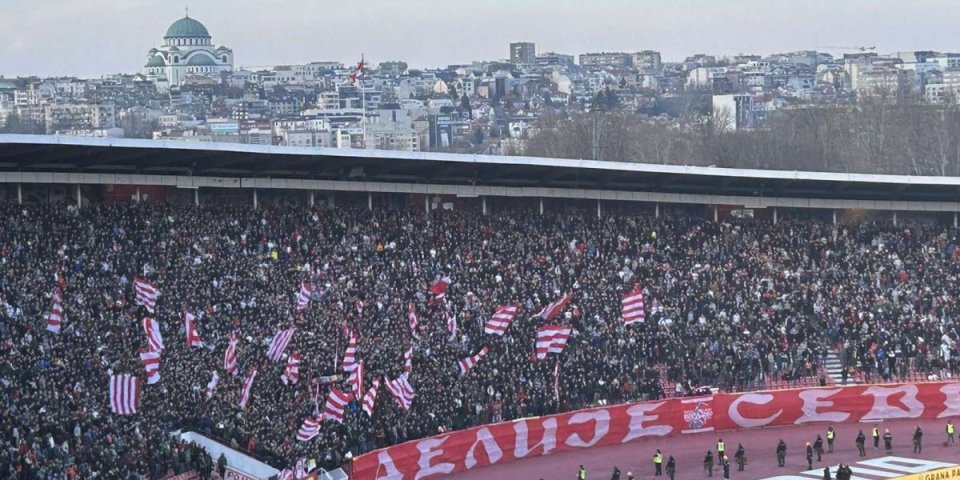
[
  {"xmin": 352, "ymin": 382, "xmax": 960, "ymax": 480},
  {"xmin": 179, "ymin": 432, "xmax": 279, "ymax": 480}
]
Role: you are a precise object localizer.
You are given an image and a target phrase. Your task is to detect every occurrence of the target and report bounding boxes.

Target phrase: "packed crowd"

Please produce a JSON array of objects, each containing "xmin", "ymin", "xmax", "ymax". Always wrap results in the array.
[{"xmin": 1, "ymin": 199, "xmax": 959, "ymax": 478}]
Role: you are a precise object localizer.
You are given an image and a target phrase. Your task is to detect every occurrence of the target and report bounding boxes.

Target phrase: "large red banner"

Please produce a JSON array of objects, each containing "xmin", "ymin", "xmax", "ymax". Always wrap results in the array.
[{"xmin": 352, "ymin": 382, "xmax": 960, "ymax": 479}]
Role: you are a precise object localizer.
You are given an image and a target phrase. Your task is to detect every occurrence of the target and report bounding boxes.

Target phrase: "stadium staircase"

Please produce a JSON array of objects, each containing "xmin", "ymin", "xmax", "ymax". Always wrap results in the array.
[{"xmin": 824, "ymin": 352, "xmax": 855, "ymax": 385}]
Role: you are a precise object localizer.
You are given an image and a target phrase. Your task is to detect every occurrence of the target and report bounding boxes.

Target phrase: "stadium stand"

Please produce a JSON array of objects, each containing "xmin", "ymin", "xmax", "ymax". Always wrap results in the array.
[{"xmin": 1, "ymin": 136, "xmax": 959, "ymax": 479}]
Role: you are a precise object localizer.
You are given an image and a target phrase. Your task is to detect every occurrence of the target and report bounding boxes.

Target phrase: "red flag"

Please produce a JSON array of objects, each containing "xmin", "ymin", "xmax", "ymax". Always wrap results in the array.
[
  {"xmin": 322, "ymin": 387, "xmax": 354, "ymax": 423},
  {"xmin": 362, "ymin": 379, "xmax": 381, "ymax": 417},
  {"xmin": 267, "ymin": 328, "xmax": 296, "ymax": 362},
  {"xmin": 140, "ymin": 349, "xmax": 161, "ymax": 385},
  {"xmin": 484, "ymin": 304, "xmax": 519, "ymax": 336},
  {"xmin": 183, "ymin": 312, "xmax": 203, "ymax": 348},
  {"xmin": 535, "ymin": 325, "xmax": 572, "ymax": 360},
  {"xmin": 537, "ymin": 294, "xmax": 570, "ymax": 321},
  {"xmin": 458, "ymin": 347, "xmax": 489, "ymax": 375},
  {"xmin": 386, "ymin": 373, "xmax": 415, "ymax": 411},
  {"xmin": 238, "ymin": 368, "xmax": 257, "ymax": 409},
  {"xmin": 224, "ymin": 332, "xmax": 238, "ymax": 375},
  {"xmin": 46, "ymin": 288, "xmax": 64, "ymax": 333},
  {"xmin": 134, "ymin": 277, "xmax": 158, "ymax": 314},
  {"xmin": 109, "ymin": 374, "xmax": 140, "ymax": 415},
  {"xmin": 622, "ymin": 286, "xmax": 646, "ymax": 326},
  {"xmin": 281, "ymin": 352, "xmax": 301, "ymax": 385}
]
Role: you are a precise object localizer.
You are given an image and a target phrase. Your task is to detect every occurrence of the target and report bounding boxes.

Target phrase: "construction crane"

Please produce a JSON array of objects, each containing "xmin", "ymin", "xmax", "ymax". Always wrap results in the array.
[{"xmin": 814, "ymin": 46, "xmax": 876, "ymax": 52}]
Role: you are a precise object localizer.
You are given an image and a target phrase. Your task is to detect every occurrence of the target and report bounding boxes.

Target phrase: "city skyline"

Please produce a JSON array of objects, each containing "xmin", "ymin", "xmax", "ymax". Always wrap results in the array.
[{"xmin": 4, "ymin": 0, "xmax": 960, "ymax": 78}]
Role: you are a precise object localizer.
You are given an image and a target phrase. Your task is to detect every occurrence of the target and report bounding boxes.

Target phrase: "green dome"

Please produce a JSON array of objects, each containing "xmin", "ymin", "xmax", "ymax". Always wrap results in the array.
[
  {"xmin": 164, "ymin": 16, "xmax": 210, "ymax": 38},
  {"xmin": 187, "ymin": 54, "xmax": 216, "ymax": 66},
  {"xmin": 145, "ymin": 55, "xmax": 166, "ymax": 68}
]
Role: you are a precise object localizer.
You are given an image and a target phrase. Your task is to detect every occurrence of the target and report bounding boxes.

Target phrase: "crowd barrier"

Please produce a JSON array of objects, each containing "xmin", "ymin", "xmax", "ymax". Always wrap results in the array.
[
  {"xmin": 351, "ymin": 382, "xmax": 960, "ymax": 480},
  {"xmin": 179, "ymin": 432, "xmax": 279, "ymax": 480}
]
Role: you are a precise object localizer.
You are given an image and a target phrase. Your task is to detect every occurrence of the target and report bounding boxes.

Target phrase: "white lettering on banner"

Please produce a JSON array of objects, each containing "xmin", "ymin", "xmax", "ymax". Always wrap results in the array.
[
  {"xmin": 795, "ymin": 389, "xmax": 850, "ymax": 424},
  {"xmin": 858, "ymin": 456, "xmax": 956, "ymax": 474},
  {"xmin": 757, "ymin": 457, "xmax": 956, "ymax": 480},
  {"xmin": 224, "ymin": 468, "xmax": 257, "ymax": 480},
  {"xmin": 939, "ymin": 384, "xmax": 960, "ymax": 418},
  {"xmin": 728, "ymin": 393, "xmax": 781, "ymax": 428},
  {"xmin": 414, "ymin": 437, "xmax": 455, "ymax": 480},
  {"xmin": 464, "ymin": 427, "xmax": 503, "ymax": 469},
  {"xmin": 513, "ymin": 418, "xmax": 557, "ymax": 458},
  {"xmin": 622, "ymin": 402, "xmax": 673, "ymax": 442},
  {"xmin": 373, "ymin": 450, "xmax": 403, "ymax": 480},
  {"xmin": 564, "ymin": 410, "xmax": 610, "ymax": 448},
  {"xmin": 862, "ymin": 385, "xmax": 923, "ymax": 420}
]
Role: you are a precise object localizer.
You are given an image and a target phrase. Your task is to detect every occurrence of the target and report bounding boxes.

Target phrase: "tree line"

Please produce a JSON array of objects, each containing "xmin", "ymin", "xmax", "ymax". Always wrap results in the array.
[{"xmin": 523, "ymin": 98, "xmax": 960, "ymax": 176}]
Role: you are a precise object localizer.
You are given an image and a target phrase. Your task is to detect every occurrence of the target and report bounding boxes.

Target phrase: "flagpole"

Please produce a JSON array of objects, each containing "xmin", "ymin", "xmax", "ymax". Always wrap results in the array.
[{"xmin": 360, "ymin": 53, "xmax": 367, "ymax": 149}]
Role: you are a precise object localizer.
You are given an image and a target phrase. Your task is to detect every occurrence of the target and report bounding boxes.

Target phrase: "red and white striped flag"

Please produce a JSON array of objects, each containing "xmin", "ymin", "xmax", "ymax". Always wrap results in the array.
[
  {"xmin": 224, "ymin": 332, "xmax": 238, "ymax": 375},
  {"xmin": 183, "ymin": 312, "xmax": 203, "ymax": 348},
  {"xmin": 296, "ymin": 416, "xmax": 321, "ymax": 442},
  {"xmin": 46, "ymin": 288, "xmax": 64, "ymax": 333},
  {"xmin": 403, "ymin": 346, "xmax": 413, "ymax": 374},
  {"xmin": 362, "ymin": 379, "xmax": 380, "ymax": 417},
  {"xmin": 142, "ymin": 317, "xmax": 164, "ymax": 351},
  {"xmin": 322, "ymin": 387, "xmax": 354, "ymax": 423},
  {"xmin": 134, "ymin": 277, "xmax": 158, "ymax": 314},
  {"xmin": 446, "ymin": 310, "xmax": 457, "ymax": 341},
  {"xmin": 537, "ymin": 294, "xmax": 570, "ymax": 321},
  {"xmin": 342, "ymin": 330, "xmax": 358, "ymax": 372},
  {"xmin": 281, "ymin": 352, "xmax": 301, "ymax": 385},
  {"xmin": 621, "ymin": 286, "xmax": 646, "ymax": 326},
  {"xmin": 535, "ymin": 325, "xmax": 572, "ymax": 360},
  {"xmin": 109, "ymin": 374, "xmax": 140, "ymax": 415},
  {"xmin": 296, "ymin": 281, "xmax": 312, "ymax": 310},
  {"xmin": 267, "ymin": 328, "xmax": 296, "ymax": 362},
  {"xmin": 458, "ymin": 347, "xmax": 489, "ymax": 375},
  {"xmin": 238, "ymin": 368, "xmax": 257, "ymax": 409},
  {"xmin": 407, "ymin": 303, "xmax": 419, "ymax": 338},
  {"xmin": 484, "ymin": 304, "xmax": 518, "ymax": 336},
  {"xmin": 386, "ymin": 373, "xmax": 416, "ymax": 411},
  {"xmin": 206, "ymin": 371, "xmax": 219, "ymax": 400},
  {"xmin": 140, "ymin": 349, "xmax": 161, "ymax": 385},
  {"xmin": 347, "ymin": 360, "xmax": 364, "ymax": 394}
]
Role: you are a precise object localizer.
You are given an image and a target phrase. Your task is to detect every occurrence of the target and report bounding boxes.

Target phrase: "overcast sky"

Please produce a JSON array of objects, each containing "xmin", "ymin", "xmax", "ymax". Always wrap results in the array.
[{"xmin": 2, "ymin": 0, "xmax": 959, "ymax": 78}]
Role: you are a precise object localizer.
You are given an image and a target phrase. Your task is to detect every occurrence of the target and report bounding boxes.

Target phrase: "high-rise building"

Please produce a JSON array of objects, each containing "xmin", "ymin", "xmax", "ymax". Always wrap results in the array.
[
  {"xmin": 510, "ymin": 42, "xmax": 537, "ymax": 65},
  {"xmin": 633, "ymin": 50, "xmax": 662, "ymax": 72},
  {"xmin": 143, "ymin": 15, "xmax": 234, "ymax": 86}
]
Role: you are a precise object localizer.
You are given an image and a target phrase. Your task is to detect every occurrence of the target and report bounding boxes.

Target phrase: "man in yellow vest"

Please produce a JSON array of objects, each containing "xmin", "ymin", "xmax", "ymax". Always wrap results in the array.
[
  {"xmin": 872, "ymin": 426, "xmax": 880, "ymax": 450},
  {"xmin": 826, "ymin": 426, "xmax": 836, "ymax": 453},
  {"xmin": 578, "ymin": 464, "xmax": 586, "ymax": 480},
  {"xmin": 654, "ymin": 449, "xmax": 663, "ymax": 476},
  {"xmin": 947, "ymin": 420, "xmax": 955, "ymax": 446},
  {"xmin": 717, "ymin": 438, "xmax": 725, "ymax": 459}
]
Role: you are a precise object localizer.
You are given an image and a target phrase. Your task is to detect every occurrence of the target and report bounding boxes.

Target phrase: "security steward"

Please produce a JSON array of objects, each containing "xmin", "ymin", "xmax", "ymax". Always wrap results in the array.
[{"xmin": 776, "ymin": 439, "xmax": 787, "ymax": 467}]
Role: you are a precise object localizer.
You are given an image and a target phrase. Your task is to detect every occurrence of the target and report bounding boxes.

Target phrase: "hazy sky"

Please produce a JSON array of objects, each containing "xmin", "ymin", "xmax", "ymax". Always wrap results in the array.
[{"xmin": 3, "ymin": 0, "xmax": 960, "ymax": 78}]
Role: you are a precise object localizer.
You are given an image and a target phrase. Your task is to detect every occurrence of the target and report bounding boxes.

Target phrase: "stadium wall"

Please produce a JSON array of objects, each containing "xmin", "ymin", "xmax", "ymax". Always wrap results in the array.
[
  {"xmin": 0, "ymin": 171, "xmax": 959, "ymax": 213},
  {"xmin": 351, "ymin": 382, "xmax": 960, "ymax": 480}
]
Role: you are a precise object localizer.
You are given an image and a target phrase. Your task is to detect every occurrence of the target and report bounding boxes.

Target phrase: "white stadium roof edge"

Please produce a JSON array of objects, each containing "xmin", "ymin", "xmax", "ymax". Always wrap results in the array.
[
  {"xmin": 1, "ymin": 134, "xmax": 960, "ymax": 214},
  {"xmin": 3, "ymin": 133, "xmax": 960, "ymax": 187}
]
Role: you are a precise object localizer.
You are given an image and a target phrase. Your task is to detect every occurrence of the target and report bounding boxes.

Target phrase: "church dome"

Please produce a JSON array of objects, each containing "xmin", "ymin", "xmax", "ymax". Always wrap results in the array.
[
  {"xmin": 164, "ymin": 16, "xmax": 210, "ymax": 38},
  {"xmin": 145, "ymin": 55, "xmax": 166, "ymax": 68},
  {"xmin": 187, "ymin": 54, "xmax": 216, "ymax": 66}
]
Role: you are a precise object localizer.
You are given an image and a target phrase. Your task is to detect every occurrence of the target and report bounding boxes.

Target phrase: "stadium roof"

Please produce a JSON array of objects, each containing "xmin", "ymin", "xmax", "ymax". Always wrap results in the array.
[{"xmin": 1, "ymin": 134, "xmax": 959, "ymax": 203}]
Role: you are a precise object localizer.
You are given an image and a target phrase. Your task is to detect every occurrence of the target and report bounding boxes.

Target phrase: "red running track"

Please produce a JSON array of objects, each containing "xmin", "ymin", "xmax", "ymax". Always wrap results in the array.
[{"xmin": 448, "ymin": 417, "xmax": 960, "ymax": 480}]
